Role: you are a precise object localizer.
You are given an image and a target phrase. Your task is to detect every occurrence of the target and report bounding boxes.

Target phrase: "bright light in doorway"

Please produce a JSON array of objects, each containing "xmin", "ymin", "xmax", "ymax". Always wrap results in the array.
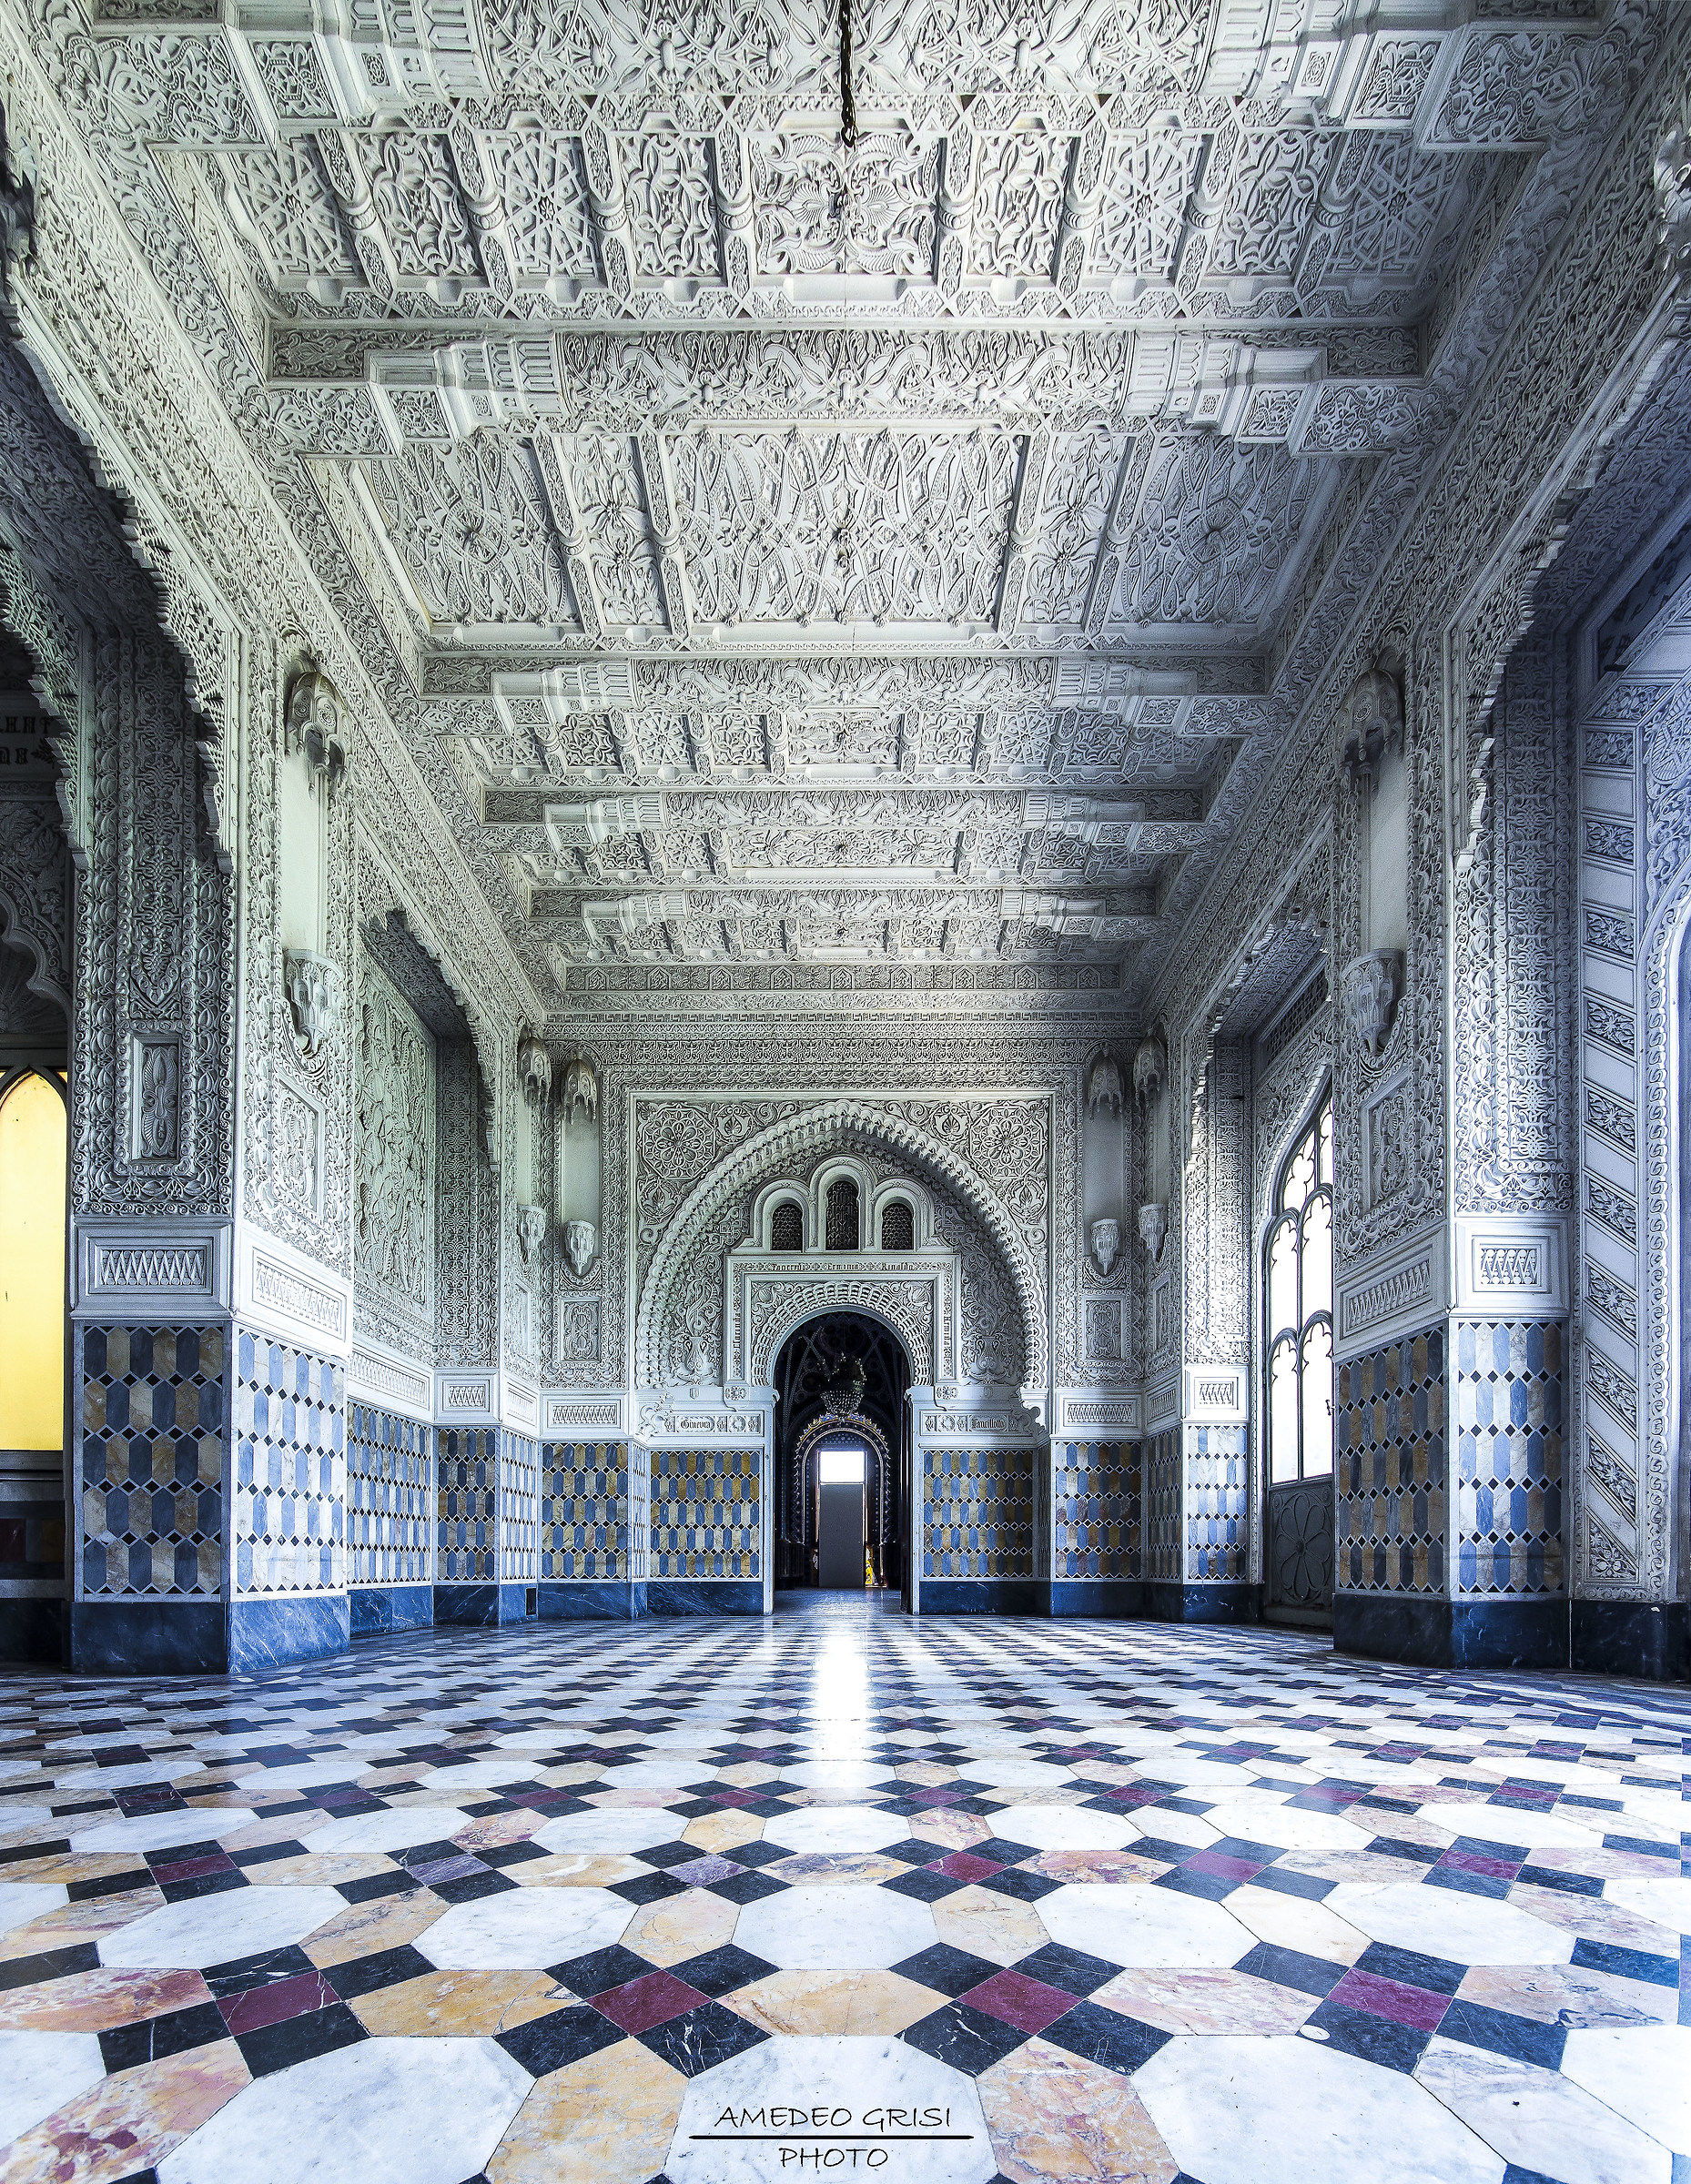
[{"xmin": 819, "ymin": 1443, "xmax": 866, "ymax": 1484}]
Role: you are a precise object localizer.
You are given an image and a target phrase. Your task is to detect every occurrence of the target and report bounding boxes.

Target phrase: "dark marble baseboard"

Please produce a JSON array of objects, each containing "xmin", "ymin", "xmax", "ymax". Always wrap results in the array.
[
  {"xmin": 70, "ymin": 1599, "xmax": 228, "ymax": 1675},
  {"xmin": 228, "ymin": 1594, "xmax": 349, "ymax": 1673},
  {"xmin": 432, "ymin": 1582, "xmax": 537, "ymax": 1626},
  {"xmin": 1047, "ymin": 1580, "xmax": 1147, "ymax": 1619},
  {"xmin": 0, "ymin": 1597, "xmax": 66, "ymax": 1663},
  {"xmin": 920, "ymin": 1579, "xmax": 1043, "ymax": 1615},
  {"xmin": 1571, "ymin": 1599, "xmax": 1688, "ymax": 1682},
  {"xmin": 1334, "ymin": 1592, "xmax": 1568, "ymax": 1671},
  {"xmin": 1142, "ymin": 1581, "xmax": 1263, "ymax": 1625},
  {"xmin": 349, "ymin": 1585, "xmax": 434, "ymax": 1638},
  {"xmin": 646, "ymin": 1579, "xmax": 763, "ymax": 1616},
  {"xmin": 538, "ymin": 1580, "xmax": 648, "ymax": 1621}
]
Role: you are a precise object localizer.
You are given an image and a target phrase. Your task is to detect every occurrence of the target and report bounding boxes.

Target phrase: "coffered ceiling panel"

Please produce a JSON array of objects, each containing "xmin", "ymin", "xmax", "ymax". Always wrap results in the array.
[{"xmin": 40, "ymin": 0, "xmax": 1641, "ymax": 1006}]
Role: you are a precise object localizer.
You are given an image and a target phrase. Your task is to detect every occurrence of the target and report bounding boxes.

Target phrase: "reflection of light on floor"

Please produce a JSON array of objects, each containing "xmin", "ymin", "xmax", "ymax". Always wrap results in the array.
[{"xmin": 805, "ymin": 1625, "xmax": 872, "ymax": 1754}]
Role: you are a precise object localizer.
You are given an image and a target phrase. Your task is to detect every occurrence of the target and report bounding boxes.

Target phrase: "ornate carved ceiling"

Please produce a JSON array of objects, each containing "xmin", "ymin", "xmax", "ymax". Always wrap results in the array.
[{"xmin": 28, "ymin": 0, "xmax": 1647, "ymax": 1003}]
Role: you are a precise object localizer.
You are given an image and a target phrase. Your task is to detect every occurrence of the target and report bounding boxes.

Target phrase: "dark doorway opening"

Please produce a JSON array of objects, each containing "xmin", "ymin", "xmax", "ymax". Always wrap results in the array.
[{"xmin": 772, "ymin": 1312, "xmax": 911, "ymax": 1606}]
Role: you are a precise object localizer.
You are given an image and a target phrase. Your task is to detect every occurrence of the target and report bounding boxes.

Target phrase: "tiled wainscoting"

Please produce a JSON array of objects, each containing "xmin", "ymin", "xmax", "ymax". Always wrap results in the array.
[{"xmin": 923, "ymin": 1443, "xmax": 1038, "ymax": 1612}]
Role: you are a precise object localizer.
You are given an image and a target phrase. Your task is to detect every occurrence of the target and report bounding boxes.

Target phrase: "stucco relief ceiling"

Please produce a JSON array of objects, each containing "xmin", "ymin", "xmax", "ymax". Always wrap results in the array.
[{"xmin": 46, "ymin": 0, "xmax": 1638, "ymax": 990}]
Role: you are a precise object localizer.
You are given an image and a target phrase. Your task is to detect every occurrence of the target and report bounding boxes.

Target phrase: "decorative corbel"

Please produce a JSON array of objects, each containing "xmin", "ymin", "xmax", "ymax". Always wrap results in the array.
[
  {"xmin": 516, "ymin": 1203, "xmax": 546, "ymax": 1268},
  {"xmin": 1341, "ymin": 948, "xmax": 1403, "ymax": 1060},
  {"xmin": 562, "ymin": 1056, "xmax": 598, "ymax": 1123},
  {"xmin": 1336, "ymin": 667, "xmax": 1403, "ymax": 790},
  {"xmin": 284, "ymin": 665, "xmax": 349, "ymax": 800},
  {"xmin": 1086, "ymin": 1053, "xmax": 1123, "ymax": 1116},
  {"xmin": 1131, "ymin": 1036, "xmax": 1166, "ymax": 1105},
  {"xmin": 518, "ymin": 1029, "xmax": 552, "ymax": 1107},
  {"xmin": 1137, "ymin": 1203, "xmax": 1167, "ymax": 1266},
  {"xmin": 282, "ymin": 949, "xmax": 341, "ymax": 1056}
]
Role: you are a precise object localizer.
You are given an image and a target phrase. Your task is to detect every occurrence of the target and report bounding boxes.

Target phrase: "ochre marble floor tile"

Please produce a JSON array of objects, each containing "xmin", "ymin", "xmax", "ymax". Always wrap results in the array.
[
  {"xmin": 932, "ymin": 1885, "xmax": 1050, "ymax": 1966},
  {"xmin": 302, "ymin": 1890, "xmax": 446, "ymax": 1967},
  {"xmin": 4, "ymin": 2038, "xmax": 250, "ymax": 2183},
  {"xmin": 1030, "ymin": 1850, "xmax": 1170, "ymax": 1885},
  {"xmin": 1225, "ymin": 1883, "xmax": 1369, "ymax": 1964},
  {"xmin": 683, "ymin": 1811, "xmax": 765, "ymax": 1854},
  {"xmin": 0, "ymin": 1966, "xmax": 213, "ymax": 2033},
  {"xmin": 1457, "ymin": 1961, "xmax": 1679, "ymax": 2027},
  {"xmin": 518, "ymin": 1851, "xmax": 646, "ymax": 1887},
  {"xmin": 350, "ymin": 1969, "xmax": 568, "ymax": 2037},
  {"xmin": 731, "ymin": 1969, "xmax": 940, "ymax": 2036},
  {"xmin": 1094, "ymin": 1967, "xmax": 1316, "ymax": 2035},
  {"xmin": 623, "ymin": 1889, "xmax": 741, "ymax": 1966},
  {"xmin": 489, "ymin": 2036, "xmax": 683, "ymax": 2184},
  {"xmin": 908, "ymin": 1810, "xmax": 992, "ymax": 1848},
  {"xmin": 980, "ymin": 2035, "xmax": 1179, "ymax": 2184}
]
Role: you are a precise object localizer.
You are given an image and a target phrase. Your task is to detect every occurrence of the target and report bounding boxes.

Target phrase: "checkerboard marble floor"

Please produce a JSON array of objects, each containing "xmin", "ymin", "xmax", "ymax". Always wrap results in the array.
[{"xmin": 1, "ymin": 1599, "xmax": 1687, "ymax": 2184}]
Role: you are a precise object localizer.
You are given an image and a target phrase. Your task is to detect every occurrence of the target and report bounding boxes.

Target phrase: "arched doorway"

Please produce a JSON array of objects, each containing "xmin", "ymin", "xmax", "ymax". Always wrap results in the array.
[{"xmin": 772, "ymin": 1312, "xmax": 911, "ymax": 1606}]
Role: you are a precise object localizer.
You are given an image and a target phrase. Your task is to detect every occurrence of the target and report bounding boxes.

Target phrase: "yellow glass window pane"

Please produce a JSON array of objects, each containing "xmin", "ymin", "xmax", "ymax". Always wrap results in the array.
[{"xmin": 0, "ymin": 1073, "xmax": 67, "ymax": 1451}]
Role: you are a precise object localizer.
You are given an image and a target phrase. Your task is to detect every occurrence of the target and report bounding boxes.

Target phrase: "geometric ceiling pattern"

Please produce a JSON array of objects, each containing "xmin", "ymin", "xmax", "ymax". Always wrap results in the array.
[{"xmin": 58, "ymin": 0, "xmax": 1633, "ymax": 989}]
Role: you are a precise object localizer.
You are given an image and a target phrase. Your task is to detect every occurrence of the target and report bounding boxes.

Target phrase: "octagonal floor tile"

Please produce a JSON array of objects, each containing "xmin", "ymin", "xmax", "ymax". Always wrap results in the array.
[
  {"xmin": 955, "ymin": 1757, "xmax": 1072, "ymax": 1790},
  {"xmin": 157, "ymin": 2034, "xmax": 531, "ymax": 2184},
  {"xmin": 1040, "ymin": 1883, "xmax": 1251, "ymax": 1969},
  {"xmin": 0, "ymin": 2028, "xmax": 106, "ymax": 2150},
  {"xmin": 98, "ymin": 1885, "xmax": 348, "ymax": 1969},
  {"xmin": 987, "ymin": 1805, "xmax": 1141, "ymax": 1853},
  {"xmin": 0, "ymin": 1880, "xmax": 68, "ymax": 1939},
  {"xmin": 763, "ymin": 1806, "xmax": 909, "ymax": 1855},
  {"xmin": 1416, "ymin": 2035, "xmax": 1671, "ymax": 2184},
  {"xmin": 734, "ymin": 1883, "xmax": 937, "ymax": 1972},
  {"xmin": 416, "ymin": 1885, "xmax": 631, "ymax": 1969},
  {"xmin": 1561, "ymin": 2024, "xmax": 1691, "ymax": 2154},
  {"xmin": 69, "ymin": 1807, "xmax": 260, "ymax": 1855},
  {"xmin": 533, "ymin": 1808, "xmax": 693, "ymax": 1857},
  {"xmin": 1135, "ymin": 2032, "xmax": 1504, "ymax": 2184},
  {"xmin": 307, "ymin": 1806, "xmax": 475, "ymax": 1855},
  {"xmin": 1322, "ymin": 1882, "xmax": 1572, "ymax": 1965},
  {"xmin": 666, "ymin": 2032, "xmax": 995, "ymax": 2183},
  {"xmin": 417, "ymin": 1759, "xmax": 536, "ymax": 1794}
]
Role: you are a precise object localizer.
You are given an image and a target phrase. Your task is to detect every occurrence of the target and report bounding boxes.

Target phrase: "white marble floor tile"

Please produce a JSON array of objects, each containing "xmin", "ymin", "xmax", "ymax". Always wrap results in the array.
[
  {"xmin": 1040, "ymin": 1882, "xmax": 1251, "ymax": 1968},
  {"xmin": 415, "ymin": 1884, "xmax": 632, "ymax": 1968},
  {"xmin": 0, "ymin": 1879, "xmax": 68, "ymax": 1937},
  {"xmin": 667, "ymin": 2033, "xmax": 995, "ymax": 2184},
  {"xmin": 0, "ymin": 2028, "xmax": 107, "ymax": 2151},
  {"xmin": 307, "ymin": 1806, "xmax": 475, "ymax": 1854},
  {"xmin": 157, "ymin": 2034, "xmax": 531, "ymax": 2184},
  {"xmin": 762, "ymin": 1806, "xmax": 909, "ymax": 1854},
  {"xmin": 1561, "ymin": 2024, "xmax": 1691, "ymax": 2153},
  {"xmin": 734, "ymin": 1883, "xmax": 937, "ymax": 1971},
  {"xmin": 1415, "ymin": 2035, "xmax": 1671, "ymax": 2184},
  {"xmin": 97, "ymin": 1885, "xmax": 348, "ymax": 1968},
  {"xmin": 69, "ymin": 1806, "xmax": 261, "ymax": 1854},
  {"xmin": 1135, "ymin": 2032, "xmax": 1504, "ymax": 2184},
  {"xmin": 532, "ymin": 1808, "xmax": 693, "ymax": 1855},
  {"xmin": 1322, "ymin": 1882, "xmax": 1573, "ymax": 1964},
  {"xmin": 986, "ymin": 1804, "xmax": 1142, "ymax": 1852}
]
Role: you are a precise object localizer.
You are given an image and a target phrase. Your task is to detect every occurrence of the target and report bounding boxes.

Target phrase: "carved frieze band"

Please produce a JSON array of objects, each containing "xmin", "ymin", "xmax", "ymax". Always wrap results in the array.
[
  {"xmin": 73, "ymin": 1219, "xmax": 230, "ymax": 1320},
  {"xmin": 1334, "ymin": 1228, "xmax": 1448, "ymax": 1359}
]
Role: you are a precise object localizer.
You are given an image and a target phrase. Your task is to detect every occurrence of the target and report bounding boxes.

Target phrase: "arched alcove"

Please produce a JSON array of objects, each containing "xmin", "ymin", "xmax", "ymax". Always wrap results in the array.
[{"xmin": 773, "ymin": 1311, "xmax": 911, "ymax": 1599}]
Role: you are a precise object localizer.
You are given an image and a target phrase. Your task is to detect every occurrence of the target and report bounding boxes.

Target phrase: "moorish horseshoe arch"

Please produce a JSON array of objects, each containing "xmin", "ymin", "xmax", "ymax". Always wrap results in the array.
[
  {"xmin": 633, "ymin": 1099, "xmax": 1048, "ymax": 1391},
  {"xmin": 749, "ymin": 1281, "xmax": 935, "ymax": 1390}
]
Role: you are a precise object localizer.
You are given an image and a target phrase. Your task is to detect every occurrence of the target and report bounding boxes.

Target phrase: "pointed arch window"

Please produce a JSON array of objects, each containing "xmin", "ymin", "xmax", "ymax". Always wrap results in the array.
[
  {"xmin": 0, "ymin": 1068, "xmax": 68, "ymax": 1453},
  {"xmin": 1265, "ymin": 1090, "xmax": 1333, "ymax": 1484},
  {"xmin": 825, "ymin": 1177, "xmax": 860, "ymax": 1251}
]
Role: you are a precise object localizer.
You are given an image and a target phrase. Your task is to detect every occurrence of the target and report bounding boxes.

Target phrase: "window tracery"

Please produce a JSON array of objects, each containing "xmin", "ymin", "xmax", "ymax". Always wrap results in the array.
[{"xmin": 1265, "ymin": 1092, "xmax": 1334, "ymax": 1486}]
